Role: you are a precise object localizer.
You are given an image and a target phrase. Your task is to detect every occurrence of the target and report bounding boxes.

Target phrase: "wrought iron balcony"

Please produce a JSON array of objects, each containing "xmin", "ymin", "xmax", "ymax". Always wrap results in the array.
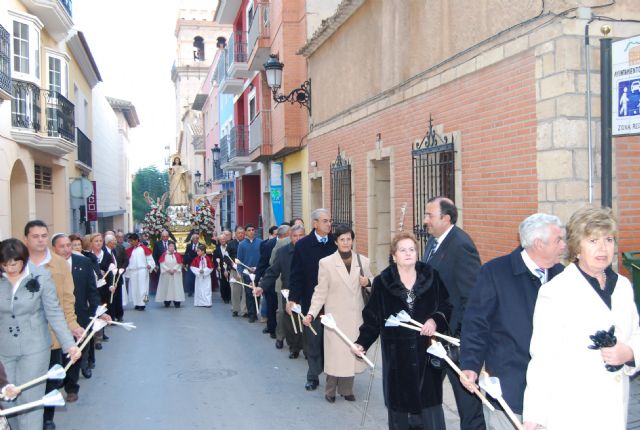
[
  {"xmin": 0, "ymin": 25, "xmax": 10, "ymax": 100},
  {"xmin": 247, "ymin": 3, "xmax": 270, "ymax": 71},
  {"xmin": 11, "ymin": 80, "xmax": 76, "ymax": 155},
  {"xmin": 213, "ymin": 164, "xmax": 234, "ymax": 182},
  {"xmin": 215, "ymin": 51, "xmax": 243, "ymax": 95},
  {"xmin": 229, "ymin": 125, "xmax": 249, "ymax": 160},
  {"xmin": 226, "ymin": 32, "xmax": 251, "ymax": 79},
  {"xmin": 76, "ymin": 127, "xmax": 92, "ymax": 168},
  {"xmin": 249, "ymin": 110, "xmax": 272, "ymax": 162}
]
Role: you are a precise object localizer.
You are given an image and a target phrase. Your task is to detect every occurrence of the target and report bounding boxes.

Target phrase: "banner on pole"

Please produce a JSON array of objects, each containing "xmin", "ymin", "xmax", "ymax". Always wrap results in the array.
[{"xmin": 270, "ymin": 162, "xmax": 284, "ymax": 226}]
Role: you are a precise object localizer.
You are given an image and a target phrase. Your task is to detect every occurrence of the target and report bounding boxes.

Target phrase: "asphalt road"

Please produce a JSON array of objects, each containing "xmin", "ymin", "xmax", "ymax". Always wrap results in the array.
[{"xmin": 53, "ymin": 294, "xmax": 462, "ymax": 429}]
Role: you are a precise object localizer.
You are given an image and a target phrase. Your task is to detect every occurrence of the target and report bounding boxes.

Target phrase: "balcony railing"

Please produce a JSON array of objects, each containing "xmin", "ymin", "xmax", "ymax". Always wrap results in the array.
[
  {"xmin": 248, "ymin": 3, "xmax": 270, "ymax": 56},
  {"xmin": 229, "ymin": 125, "xmax": 249, "ymax": 160},
  {"xmin": 213, "ymin": 164, "xmax": 234, "ymax": 181},
  {"xmin": 0, "ymin": 25, "xmax": 10, "ymax": 97},
  {"xmin": 249, "ymin": 110, "xmax": 271, "ymax": 154},
  {"xmin": 227, "ymin": 32, "xmax": 247, "ymax": 67},
  {"xmin": 59, "ymin": 0, "xmax": 72, "ymax": 17},
  {"xmin": 11, "ymin": 80, "xmax": 75, "ymax": 142},
  {"xmin": 76, "ymin": 128, "xmax": 91, "ymax": 167}
]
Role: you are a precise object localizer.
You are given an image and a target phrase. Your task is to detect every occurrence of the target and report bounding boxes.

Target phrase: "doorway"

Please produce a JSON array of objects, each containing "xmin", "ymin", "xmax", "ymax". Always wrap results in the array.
[{"xmin": 368, "ymin": 158, "xmax": 391, "ymax": 274}]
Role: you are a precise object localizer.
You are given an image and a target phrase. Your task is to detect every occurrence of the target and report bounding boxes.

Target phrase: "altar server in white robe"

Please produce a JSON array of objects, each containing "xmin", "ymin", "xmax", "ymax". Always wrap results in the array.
[
  {"xmin": 523, "ymin": 206, "xmax": 640, "ymax": 430},
  {"xmin": 156, "ymin": 241, "xmax": 185, "ymax": 308},
  {"xmin": 124, "ymin": 233, "xmax": 155, "ymax": 310},
  {"xmin": 191, "ymin": 244, "xmax": 213, "ymax": 307}
]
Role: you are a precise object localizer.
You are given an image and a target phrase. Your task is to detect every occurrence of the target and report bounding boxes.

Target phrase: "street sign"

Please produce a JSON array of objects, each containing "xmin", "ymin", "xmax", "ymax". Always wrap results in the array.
[
  {"xmin": 612, "ymin": 35, "xmax": 640, "ymax": 136},
  {"xmin": 87, "ymin": 181, "xmax": 98, "ymax": 222}
]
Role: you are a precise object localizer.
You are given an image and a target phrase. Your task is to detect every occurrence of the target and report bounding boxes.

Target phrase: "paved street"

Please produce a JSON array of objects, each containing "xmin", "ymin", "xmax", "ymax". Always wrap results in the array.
[{"xmin": 52, "ymin": 293, "xmax": 638, "ymax": 429}]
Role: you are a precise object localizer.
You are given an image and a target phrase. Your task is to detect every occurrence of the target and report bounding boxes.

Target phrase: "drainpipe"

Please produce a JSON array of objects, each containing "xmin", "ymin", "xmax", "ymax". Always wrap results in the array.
[{"xmin": 585, "ymin": 16, "xmax": 595, "ymax": 204}]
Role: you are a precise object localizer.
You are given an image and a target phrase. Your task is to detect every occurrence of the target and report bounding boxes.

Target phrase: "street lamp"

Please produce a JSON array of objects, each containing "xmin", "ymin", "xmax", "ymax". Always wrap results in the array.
[
  {"xmin": 212, "ymin": 144, "xmax": 220, "ymax": 164},
  {"xmin": 263, "ymin": 54, "xmax": 311, "ymax": 115},
  {"xmin": 194, "ymin": 170, "xmax": 212, "ymax": 190}
]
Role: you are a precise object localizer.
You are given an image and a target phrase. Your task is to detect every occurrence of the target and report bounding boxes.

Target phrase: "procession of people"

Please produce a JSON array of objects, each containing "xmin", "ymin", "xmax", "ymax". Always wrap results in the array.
[{"xmin": 0, "ymin": 201, "xmax": 638, "ymax": 430}]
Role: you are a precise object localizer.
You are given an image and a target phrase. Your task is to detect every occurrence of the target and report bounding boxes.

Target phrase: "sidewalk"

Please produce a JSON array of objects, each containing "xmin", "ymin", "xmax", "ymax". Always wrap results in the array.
[{"xmin": 629, "ymin": 376, "xmax": 640, "ymax": 430}]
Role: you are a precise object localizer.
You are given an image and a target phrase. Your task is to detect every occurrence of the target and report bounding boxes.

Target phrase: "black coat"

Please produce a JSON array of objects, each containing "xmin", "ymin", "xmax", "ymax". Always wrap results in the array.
[
  {"xmin": 288, "ymin": 230, "xmax": 337, "ymax": 314},
  {"xmin": 82, "ymin": 251, "xmax": 100, "ymax": 279},
  {"xmin": 183, "ymin": 242, "xmax": 200, "ymax": 267},
  {"xmin": 114, "ymin": 244, "xmax": 129, "ymax": 270},
  {"xmin": 70, "ymin": 254, "xmax": 101, "ymax": 327},
  {"xmin": 422, "ymin": 225, "xmax": 480, "ymax": 336},
  {"xmin": 459, "ymin": 247, "xmax": 564, "ymax": 414},
  {"xmin": 152, "ymin": 240, "xmax": 170, "ymax": 265},
  {"xmin": 259, "ymin": 242, "xmax": 294, "ymax": 294},
  {"xmin": 226, "ymin": 239, "xmax": 239, "ymax": 261},
  {"xmin": 255, "ymin": 237, "xmax": 277, "ymax": 283},
  {"xmin": 356, "ymin": 261, "xmax": 452, "ymax": 414}
]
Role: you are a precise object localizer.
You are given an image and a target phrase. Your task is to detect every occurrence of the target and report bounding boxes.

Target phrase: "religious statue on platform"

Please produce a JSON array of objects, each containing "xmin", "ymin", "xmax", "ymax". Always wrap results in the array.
[{"xmin": 168, "ymin": 156, "xmax": 189, "ymax": 205}]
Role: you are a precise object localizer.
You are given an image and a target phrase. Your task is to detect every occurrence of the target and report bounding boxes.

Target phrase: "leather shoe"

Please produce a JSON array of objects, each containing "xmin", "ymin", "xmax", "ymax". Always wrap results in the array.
[
  {"xmin": 102, "ymin": 334, "xmax": 109, "ymax": 341},
  {"xmin": 248, "ymin": 317, "xmax": 256, "ymax": 323},
  {"xmin": 43, "ymin": 420, "xmax": 56, "ymax": 430},
  {"xmin": 88, "ymin": 361, "xmax": 95, "ymax": 369},
  {"xmin": 269, "ymin": 332, "xmax": 277, "ymax": 339},
  {"xmin": 275, "ymin": 340, "xmax": 284, "ymax": 349},
  {"xmin": 262, "ymin": 327, "xmax": 269, "ymax": 334},
  {"xmin": 305, "ymin": 380, "xmax": 319, "ymax": 391},
  {"xmin": 232, "ymin": 311, "xmax": 238, "ymax": 317},
  {"xmin": 325, "ymin": 395, "xmax": 336, "ymax": 403},
  {"xmin": 66, "ymin": 392, "xmax": 79, "ymax": 402},
  {"xmin": 95, "ymin": 343, "xmax": 102, "ymax": 350},
  {"xmin": 81, "ymin": 367, "xmax": 92, "ymax": 379},
  {"xmin": 342, "ymin": 394, "xmax": 356, "ymax": 401},
  {"xmin": 289, "ymin": 351, "xmax": 299, "ymax": 359}
]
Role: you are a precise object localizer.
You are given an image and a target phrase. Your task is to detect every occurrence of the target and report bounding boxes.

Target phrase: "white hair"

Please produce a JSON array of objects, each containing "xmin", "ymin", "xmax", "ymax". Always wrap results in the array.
[
  {"xmin": 276, "ymin": 225, "xmax": 290, "ymax": 237},
  {"xmin": 104, "ymin": 234, "xmax": 116, "ymax": 245},
  {"xmin": 311, "ymin": 208, "xmax": 330, "ymax": 222},
  {"xmin": 519, "ymin": 213, "xmax": 563, "ymax": 249},
  {"xmin": 290, "ymin": 224, "xmax": 305, "ymax": 234}
]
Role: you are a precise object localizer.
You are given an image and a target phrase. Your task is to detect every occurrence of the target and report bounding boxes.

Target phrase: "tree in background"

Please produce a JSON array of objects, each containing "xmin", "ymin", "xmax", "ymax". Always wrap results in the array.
[{"xmin": 132, "ymin": 166, "xmax": 169, "ymax": 222}]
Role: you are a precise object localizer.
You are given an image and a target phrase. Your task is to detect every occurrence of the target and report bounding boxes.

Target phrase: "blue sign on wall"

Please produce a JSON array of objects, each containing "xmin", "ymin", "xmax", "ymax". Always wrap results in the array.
[{"xmin": 271, "ymin": 162, "xmax": 284, "ymax": 225}]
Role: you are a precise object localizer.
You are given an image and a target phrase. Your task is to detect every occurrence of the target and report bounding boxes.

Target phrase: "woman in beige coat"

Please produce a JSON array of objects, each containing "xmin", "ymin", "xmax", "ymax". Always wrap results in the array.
[{"xmin": 304, "ymin": 224, "xmax": 373, "ymax": 403}]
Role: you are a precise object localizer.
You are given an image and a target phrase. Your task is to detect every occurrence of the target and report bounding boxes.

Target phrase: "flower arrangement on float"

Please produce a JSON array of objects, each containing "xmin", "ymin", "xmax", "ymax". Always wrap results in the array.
[
  {"xmin": 190, "ymin": 202, "xmax": 216, "ymax": 245},
  {"xmin": 141, "ymin": 192, "xmax": 171, "ymax": 246}
]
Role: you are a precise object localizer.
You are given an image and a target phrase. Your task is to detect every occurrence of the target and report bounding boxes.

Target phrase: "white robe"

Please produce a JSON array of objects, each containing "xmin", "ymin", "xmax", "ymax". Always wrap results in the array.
[
  {"xmin": 156, "ymin": 254, "xmax": 185, "ymax": 303},
  {"xmin": 191, "ymin": 258, "xmax": 213, "ymax": 307},
  {"xmin": 124, "ymin": 246, "xmax": 155, "ymax": 306},
  {"xmin": 523, "ymin": 263, "xmax": 640, "ymax": 429}
]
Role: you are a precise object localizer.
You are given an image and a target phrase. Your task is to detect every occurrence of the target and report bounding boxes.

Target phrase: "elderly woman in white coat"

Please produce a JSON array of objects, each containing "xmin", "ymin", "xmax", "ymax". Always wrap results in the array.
[
  {"xmin": 523, "ymin": 207, "xmax": 640, "ymax": 430},
  {"xmin": 303, "ymin": 224, "xmax": 373, "ymax": 403}
]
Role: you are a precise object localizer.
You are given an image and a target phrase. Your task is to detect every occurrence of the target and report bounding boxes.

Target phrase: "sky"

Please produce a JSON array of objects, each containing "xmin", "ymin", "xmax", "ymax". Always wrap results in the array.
[{"xmin": 73, "ymin": 0, "xmax": 179, "ymax": 172}]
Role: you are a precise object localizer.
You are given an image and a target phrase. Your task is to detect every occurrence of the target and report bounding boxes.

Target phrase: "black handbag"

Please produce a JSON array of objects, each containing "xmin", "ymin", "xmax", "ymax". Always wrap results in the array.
[{"xmin": 356, "ymin": 253, "xmax": 371, "ymax": 304}]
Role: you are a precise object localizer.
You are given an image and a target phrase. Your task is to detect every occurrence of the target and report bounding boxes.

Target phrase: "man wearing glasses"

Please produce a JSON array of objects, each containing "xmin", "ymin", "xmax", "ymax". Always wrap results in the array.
[{"xmin": 288, "ymin": 209, "xmax": 337, "ymax": 391}]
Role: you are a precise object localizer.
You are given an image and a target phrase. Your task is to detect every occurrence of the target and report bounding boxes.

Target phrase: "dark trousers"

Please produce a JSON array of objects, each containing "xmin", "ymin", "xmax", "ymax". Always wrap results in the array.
[
  {"xmin": 242, "ymin": 274, "xmax": 258, "ymax": 318},
  {"xmin": 108, "ymin": 280, "xmax": 124, "ymax": 320},
  {"xmin": 303, "ymin": 318, "xmax": 323, "ymax": 382},
  {"xmin": 265, "ymin": 290, "xmax": 278, "ymax": 334},
  {"xmin": 387, "ymin": 405, "xmax": 446, "ymax": 430},
  {"xmin": 43, "ymin": 349, "xmax": 64, "ymax": 423},
  {"xmin": 219, "ymin": 274, "xmax": 231, "ymax": 302},
  {"xmin": 149, "ymin": 270, "xmax": 159, "ymax": 294},
  {"xmin": 184, "ymin": 271, "xmax": 195, "ymax": 295},
  {"xmin": 445, "ymin": 365, "xmax": 486, "ymax": 430},
  {"xmin": 63, "ymin": 352, "xmax": 80, "ymax": 395},
  {"xmin": 281, "ymin": 297, "xmax": 303, "ymax": 352}
]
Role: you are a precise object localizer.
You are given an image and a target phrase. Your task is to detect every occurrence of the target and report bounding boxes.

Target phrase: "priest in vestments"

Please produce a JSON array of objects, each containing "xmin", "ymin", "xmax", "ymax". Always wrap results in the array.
[
  {"xmin": 191, "ymin": 244, "xmax": 213, "ymax": 307},
  {"xmin": 125, "ymin": 233, "xmax": 155, "ymax": 310}
]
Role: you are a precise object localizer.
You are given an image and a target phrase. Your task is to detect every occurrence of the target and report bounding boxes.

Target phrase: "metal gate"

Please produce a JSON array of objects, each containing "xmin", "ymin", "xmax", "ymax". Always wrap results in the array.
[
  {"xmin": 412, "ymin": 115, "xmax": 455, "ymax": 258},
  {"xmin": 330, "ymin": 150, "xmax": 352, "ymax": 230}
]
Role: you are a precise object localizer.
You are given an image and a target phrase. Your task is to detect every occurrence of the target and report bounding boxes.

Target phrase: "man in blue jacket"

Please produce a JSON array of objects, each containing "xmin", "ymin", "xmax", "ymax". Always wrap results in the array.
[
  {"xmin": 459, "ymin": 213, "xmax": 566, "ymax": 430},
  {"xmin": 237, "ymin": 224, "xmax": 262, "ymax": 322},
  {"xmin": 288, "ymin": 209, "xmax": 336, "ymax": 391}
]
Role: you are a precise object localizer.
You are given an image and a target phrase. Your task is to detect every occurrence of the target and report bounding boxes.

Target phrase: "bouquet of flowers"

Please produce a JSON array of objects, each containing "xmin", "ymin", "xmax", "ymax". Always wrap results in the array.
[
  {"xmin": 190, "ymin": 204, "xmax": 216, "ymax": 244},
  {"xmin": 141, "ymin": 192, "xmax": 171, "ymax": 245}
]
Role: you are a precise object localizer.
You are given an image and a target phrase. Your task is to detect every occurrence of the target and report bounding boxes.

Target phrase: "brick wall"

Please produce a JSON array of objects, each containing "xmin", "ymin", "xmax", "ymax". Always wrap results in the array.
[
  {"xmin": 309, "ymin": 51, "xmax": 538, "ymax": 263},
  {"xmin": 616, "ymin": 135, "xmax": 640, "ymax": 276}
]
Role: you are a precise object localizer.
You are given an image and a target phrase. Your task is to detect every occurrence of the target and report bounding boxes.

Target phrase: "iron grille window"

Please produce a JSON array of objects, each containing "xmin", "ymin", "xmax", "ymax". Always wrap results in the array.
[
  {"xmin": 412, "ymin": 116, "xmax": 455, "ymax": 258},
  {"xmin": 330, "ymin": 151, "xmax": 352, "ymax": 230},
  {"xmin": 0, "ymin": 24, "xmax": 10, "ymax": 95},
  {"xmin": 35, "ymin": 165, "xmax": 52, "ymax": 190}
]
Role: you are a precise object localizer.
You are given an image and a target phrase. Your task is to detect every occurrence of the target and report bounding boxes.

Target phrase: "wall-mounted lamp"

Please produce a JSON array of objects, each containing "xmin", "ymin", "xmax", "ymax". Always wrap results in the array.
[
  {"xmin": 194, "ymin": 170, "xmax": 213, "ymax": 190},
  {"xmin": 310, "ymin": 161, "xmax": 317, "ymax": 168},
  {"xmin": 212, "ymin": 144, "xmax": 221, "ymax": 164},
  {"xmin": 264, "ymin": 54, "xmax": 311, "ymax": 115}
]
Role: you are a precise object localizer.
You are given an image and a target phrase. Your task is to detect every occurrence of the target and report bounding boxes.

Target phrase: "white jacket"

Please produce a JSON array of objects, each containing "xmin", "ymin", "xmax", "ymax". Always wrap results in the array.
[{"xmin": 523, "ymin": 263, "xmax": 640, "ymax": 429}]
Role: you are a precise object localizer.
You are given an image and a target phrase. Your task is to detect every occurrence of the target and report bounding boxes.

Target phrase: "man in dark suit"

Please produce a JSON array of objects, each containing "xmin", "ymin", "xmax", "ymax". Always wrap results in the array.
[
  {"xmin": 105, "ymin": 234, "xmax": 127, "ymax": 322},
  {"xmin": 422, "ymin": 196, "xmax": 485, "ymax": 430},
  {"xmin": 256, "ymin": 224, "xmax": 304, "ymax": 356},
  {"xmin": 288, "ymin": 209, "xmax": 337, "ymax": 391},
  {"xmin": 50, "ymin": 234, "xmax": 105, "ymax": 409},
  {"xmin": 182, "ymin": 233, "xmax": 201, "ymax": 297},
  {"xmin": 459, "ymin": 213, "xmax": 566, "ymax": 430},
  {"xmin": 212, "ymin": 233, "xmax": 233, "ymax": 304},
  {"xmin": 227, "ymin": 227, "xmax": 246, "ymax": 316},
  {"xmin": 256, "ymin": 225, "xmax": 278, "ymax": 335}
]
